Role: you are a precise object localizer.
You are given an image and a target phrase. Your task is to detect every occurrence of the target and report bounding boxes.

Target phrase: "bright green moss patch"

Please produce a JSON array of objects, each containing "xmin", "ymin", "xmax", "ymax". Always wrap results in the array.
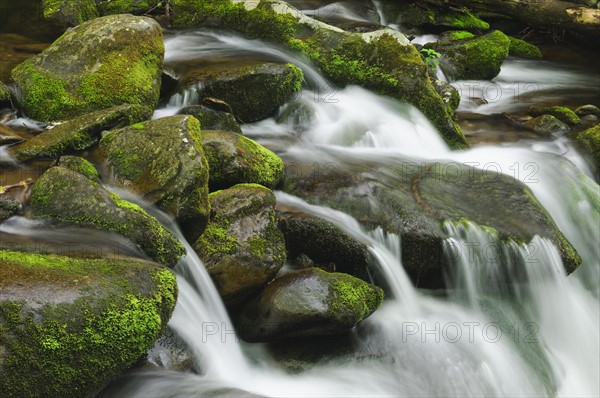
[
  {"xmin": 509, "ymin": 37, "xmax": 543, "ymax": 59},
  {"xmin": 574, "ymin": 125, "xmax": 600, "ymax": 170},
  {"xmin": 530, "ymin": 105, "xmax": 580, "ymax": 126},
  {"xmin": 440, "ymin": 10, "xmax": 489, "ymax": 30}
]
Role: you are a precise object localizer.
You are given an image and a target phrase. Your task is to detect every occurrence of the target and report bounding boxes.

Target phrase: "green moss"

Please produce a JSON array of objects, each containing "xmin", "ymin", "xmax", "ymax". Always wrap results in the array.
[
  {"xmin": 0, "ymin": 251, "xmax": 177, "ymax": 397},
  {"xmin": 97, "ymin": 0, "xmax": 162, "ymax": 15},
  {"xmin": 172, "ymin": 0, "xmax": 298, "ymax": 42},
  {"xmin": 236, "ymin": 135, "xmax": 285, "ymax": 188},
  {"xmin": 57, "ymin": 156, "xmax": 99, "ymax": 180},
  {"xmin": 530, "ymin": 105, "xmax": 580, "ymax": 126},
  {"xmin": 43, "ymin": 0, "xmax": 99, "ymax": 26},
  {"xmin": 198, "ymin": 223, "xmax": 239, "ymax": 255},
  {"xmin": 446, "ymin": 30, "xmax": 475, "ymax": 40},
  {"xmin": 575, "ymin": 125, "xmax": 600, "ymax": 169},
  {"xmin": 509, "ymin": 37, "xmax": 543, "ymax": 59},
  {"xmin": 441, "ymin": 10, "xmax": 489, "ymax": 30},
  {"xmin": 130, "ymin": 122, "xmax": 145, "ymax": 130},
  {"xmin": 327, "ymin": 270, "xmax": 383, "ymax": 320}
]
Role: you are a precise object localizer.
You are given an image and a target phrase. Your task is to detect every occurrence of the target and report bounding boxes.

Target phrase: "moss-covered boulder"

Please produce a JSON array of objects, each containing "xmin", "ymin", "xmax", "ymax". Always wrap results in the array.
[
  {"xmin": 0, "ymin": 82, "xmax": 12, "ymax": 108},
  {"xmin": 54, "ymin": 155, "xmax": 101, "ymax": 181},
  {"xmin": 0, "ymin": 196, "xmax": 20, "ymax": 221},
  {"xmin": 572, "ymin": 124, "xmax": 600, "ymax": 170},
  {"xmin": 9, "ymin": 104, "xmax": 151, "ymax": 162},
  {"xmin": 508, "ymin": 37, "xmax": 543, "ymax": 59},
  {"xmin": 170, "ymin": 0, "xmax": 467, "ymax": 148},
  {"xmin": 283, "ymin": 155, "xmax": 580, "ymax": 288},
  {"xmin": 426, "ymin": 30, "xmax": 510, "ymax": 80},
  {"xmin": 529, "ymin": 105, "xmax": 580, "ymax": 126},
  {"xmin": 193, "ymin": 184, "xmax": 286, "ymax": 305},
  {"xmin": 179, "ymin": 105, "xmax": 242, "ymax": 134},
  {"xmin": 0, "ymin": 250, "xmax": 177, "ymax": 398},
  {"xmin": 524, "ymin": 115, "xmax": 570, "ymax": 134},
  {"xmin": 97, "ymin": 0, "xmax": 163, "ymax": 15},
  {"xmin": 98, "ymin": 115, "xmax": 210, "ymax": 242},
  {"xmin": 432, "ymin": 79, "xmax": 460, "ymax": 115},
  {"xmin": 183, "ymin": 63, "xmax": 303, "ymax": 123},
  {"xmin": 439, "ymin": 31, "xmax": 475, "ymax": 41},
  {"xmin": 202, "ymin": 130, "xmax": 284, "ymax": 191},
  {"xmin": 277, "ymin": 212, "xmax": 372, "ymax": 281},
  {"xmin": 575, "ymin": 104, "xmax": 600, "ymax": 118},
  {"xmin": 42, "ymin": 0, "xmax": 99, "ymax": 27},
  {"xmin": 12, "ymin": 14, "xmax": 163, "ymax": 122},
  {"xmin": 238, "ymin": 268, "xmax": 383, "ymax": 342},
  {"xmin": 29, "ymin": 166, "xmax": 185, "ymax": 267}
]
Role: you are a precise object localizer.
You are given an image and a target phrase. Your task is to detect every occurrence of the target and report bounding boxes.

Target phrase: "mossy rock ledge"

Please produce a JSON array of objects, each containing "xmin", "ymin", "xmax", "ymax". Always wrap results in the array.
[
  {"xmin": 97, "ymin": 0, "xmax": 163, "ymax": 15},
  {"xmin": 0, "ymin": 250, "xmax": 177, "ymax": 398},
  {"xmin": 9, "ymin": 104, "xmax": 151, "ymax": 162},
  {"xmin": 29, "ymin": 164, "xmax": 185, "ymax": 267},
  {"xmin": 170, "ymin": 0, "xmax": 467, "ymax": 149},
  {"xmin": 425, "ymin": 30, "xmax": 511, "ymax": 81},
  {"xmin": 571, "ymin": 124, "xmax": 600, "ymax": 171},
  {"xmin": 201, "ymin": 129, "xmax": 284, "ymax": 191},
  {"xmin": 283, "ymin": 155, "xmax": 581, "ymax": 289},
  {"xmin": 98, "ymin": 115, "xmax": 210, "ymax": 242},
  {"xmin": 193, "ymin": 184, "xmax": 286, "ymax": 306},
  {"xmin": 238, "ymin": 267, "xmax": 383, "ymax": 342},
  {"xmin": 12, "ymin": 14, "xmax": 163, "ymax": 122}
]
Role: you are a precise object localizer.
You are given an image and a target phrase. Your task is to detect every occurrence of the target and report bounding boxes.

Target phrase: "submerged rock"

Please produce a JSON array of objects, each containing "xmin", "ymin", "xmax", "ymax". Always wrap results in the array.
[
  {"xmin": 238, "ymin": 267, "xmax": 383, "ymax": 342},
  {"xmin": 524, "ymin": 115, "xmax": 570, "ymax": 134},
  {"xmin": 12, "ymin": 14, "xmax": 163, "ymax": 122},
  {"xmin": 98, "ymin": 115, "xmax": 210, "ymax": 242},
  {"xmin": 170, "ymin": 0, "xmax": 467, "ymax": 148},
  {"xmin": 277, "ymin": 212, "xmax": 372, "ymax": 281},
  {"xmin": 529, "ymin": 105, "xmax": 580, "ymax": 126},
  {"xmin": 9, "ymin": 104, "xmax": 151, "ymax": 162},
  {"xmin": 201, "ymin": 130, "xmax": 284, "ymax": 191},
  {"xmin": 184, "ymin": 63, "xmax": 303, "ymax": 123},
  {"xmin": 29, "ymin": 166, "xmax": 185, "ymax": 267},
  {"xmin": 283, "ymin": 155, "xmax": 581, "ymax": 288},
  {"xmin": 193, "ymin": 184, "xmax": 286, "ymax": 305},
  {"xmin": 426, "ymin": 30, "xmax": 510, "ymax": 80},
  {"xmin": 42, "ymin": 0, "xmax": 99, "ymax": 27},
  {"xmin": 179, "ymin": 105, "xmax": 242, "ymax": 134},
  {"xmin": 0, "ymin": 250, "xmax": 177, "ymax": 398}
]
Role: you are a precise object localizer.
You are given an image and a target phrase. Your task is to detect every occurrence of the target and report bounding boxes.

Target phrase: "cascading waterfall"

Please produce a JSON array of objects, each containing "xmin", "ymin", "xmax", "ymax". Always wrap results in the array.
[{"xmin": 99, "ymin": 26, "xmax": 598, "ymax": 397}]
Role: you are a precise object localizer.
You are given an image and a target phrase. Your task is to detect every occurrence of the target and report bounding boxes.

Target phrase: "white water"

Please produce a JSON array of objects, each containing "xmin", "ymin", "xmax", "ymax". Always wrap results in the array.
[{"xmin": 106, "ymin": 26, "xmax": 599, "ymax": 397}]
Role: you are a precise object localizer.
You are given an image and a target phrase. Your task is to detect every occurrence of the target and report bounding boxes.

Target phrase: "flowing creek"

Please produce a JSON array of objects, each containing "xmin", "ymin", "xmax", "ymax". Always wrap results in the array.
[{"xmin": 1, "ymin": 3, "xmax": 599, "ymax": 397}]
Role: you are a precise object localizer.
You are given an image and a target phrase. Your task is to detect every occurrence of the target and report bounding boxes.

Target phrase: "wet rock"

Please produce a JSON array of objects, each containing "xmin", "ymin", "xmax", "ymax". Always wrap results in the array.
[
  {"xmin": 42, "ymin": 0, "xmax": 99, "ymax": 27},
  {"xmin": 426, "ymin": 30, "xmax": 510, "ymax": 80},
  {"xmin": 238, "ymin": 267, "xmax": 383, "ymax": 342},
  {"xmin": 170, "ymin": 0, "xmax": 467, "ymax": 148},
  {"xmin": 29, "ymin": 166, "xmax": 185, "ymax": 267},
  {"xmin": 524, "ymin": 115, "xmax": 570, "ymax": 134},
  {"xmin": 54, "ymin": 155, "xmax": 100, "ymax": 181},
  {"xmin": 277, "ymin": 212, "xmax": 372, "ymax": 281},
  {"xmin": 508, "ymin": 37, "xmax": 543, "ymax": 59},
  {"xmin": 0, "ymin": 250, "xmax": 177, "ymax": 398},
  {"xmin": 571, "ymin": 124, "xmax": 600, "ymax": 171},
  {"xmin": 12, "ymin": 14, "xmax": 163, "ymax": 122},
  {"xmin": 0, "ymin": 124, "xmax": 24, "ymax": 146},
  {"xmin": 529, "ymin": 105, "xmax": 580, "ymax": 126},
  {"xmin": 385, "ymin": 3, "xmax": 489, "ymax": 31},
  {"xmin": 9, "ymin": 104, "xmax": 151, "ymax": 162},
  {"xmin": 283, "ymin": 155, "xmax": 581, "ymax": 289},
  {"xmin": 98, "ymin": 115, "xmax": 210, "ymax": 242},
  {"xmin": 201, "ymin": 130, "xmax": 284, "ymax": 191},
  {"xmin": 97, "ymin": 0, "xmax": 163, "ymax": 15},
  {"xmin": 432, "ymin": 79, "xmax": 460, "ymax": 115},
  {"xmin": 575, "ymin": 104, "xmax": 600, "ymax": 118},
  {"xmin": 179, "ymin": 105, "xmax": 242, "ymax": 134},
  {"xmin": 0, "ymin": 195, "xmax": 20, "ymax": 220},
  {"xmin": 184, "ymin": 63, "xmax": 303, "ymax": 123},
  {"xmin": 193, "ymin": 184, "xmax": 286, "ymax": 306},
  {"xmin": 0, "ymin": 81, "xmax": 12, "ymax": 108}
]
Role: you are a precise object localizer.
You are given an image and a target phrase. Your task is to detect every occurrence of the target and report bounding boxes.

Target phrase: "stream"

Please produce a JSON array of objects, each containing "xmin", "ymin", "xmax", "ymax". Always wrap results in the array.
[{"xmin": 1, "ymin": 2, "xmax": 599, "ymax": 397}]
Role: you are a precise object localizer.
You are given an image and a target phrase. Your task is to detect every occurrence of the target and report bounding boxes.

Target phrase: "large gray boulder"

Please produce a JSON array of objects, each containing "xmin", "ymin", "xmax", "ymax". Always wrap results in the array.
[
  {"xmin": 12, "ymin": 14, "xmax": 163, "ymax": 122},
  {"xmin": 193, "ymin": 184, "xmax": 286, "ymax": 305},
  {"xmin": 98, "ymin": 115, "xmax": 210, "ymax": 242},
  {"xmin": 238, "ymin": 267, "xmax": 383, "ymax": 342},
  {"xmin": 29, "ymin": 165, "xmax": 185, "ymax": 267},
  {"xmin": 0, "ymin": 250, "xmax": 177, "ymax": 398},
  {"xmin": 283, "ymin": 154, "xmax": 580, "ymax": 288}
]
